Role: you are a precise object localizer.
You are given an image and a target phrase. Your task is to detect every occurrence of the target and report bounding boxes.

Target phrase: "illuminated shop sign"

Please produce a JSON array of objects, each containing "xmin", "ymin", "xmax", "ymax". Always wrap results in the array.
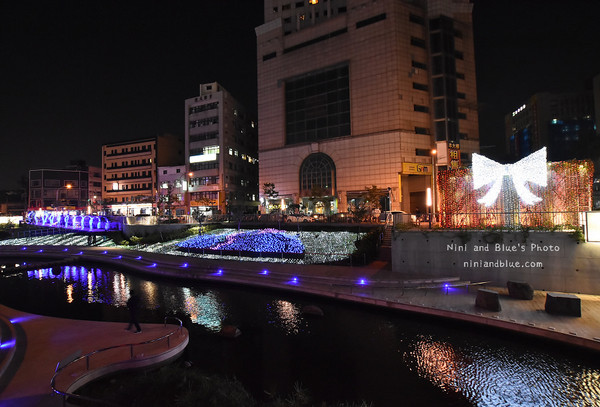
[{"xmin": 402, "ymin": 163, "xmax": 432, "ymax": 175}]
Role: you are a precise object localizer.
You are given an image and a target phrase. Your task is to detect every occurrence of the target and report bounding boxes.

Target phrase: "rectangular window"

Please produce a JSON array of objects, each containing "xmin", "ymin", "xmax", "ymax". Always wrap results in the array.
[
  {"xmin": 356, "ymin": 13, "xmax": 386, "ymax": 29},
  {"xmin": 416, "ymin": 149, "xmax": 431, "ymax": 157},
  {"xmin": 412, "ymin": 60, "xmax": 427, "ymax": 70},
  {"xmin": 457, "ymin": 92, "xmax": 466, "ymax": 99},
  {"xmin": 413, "ymin": 82, "xmax": 428, "ymax": 91},
  {"xmin": 415, "ymin": 127, "xmax": 430, "ymax": 135},
  {"xmin": 285, "ymin": 64, "xmax": 350, "ymax": 145},
  {"xmin": 458, "ymin": 112, "xmax": 467, "ymax": 120},
  {"xmin": 414, "ymin": 104, "xmax": 429, "ymax": 113},
  {"xmin": 409, "ymin": 13, "xmax": 425, "ymax": 25},
  {"xmin": 410, "ymin": 36, "xmax": 426, "ymax": 49},
  {"xmin": 296, "ymin": 1, "xmax": 304, "ymax": 7}
]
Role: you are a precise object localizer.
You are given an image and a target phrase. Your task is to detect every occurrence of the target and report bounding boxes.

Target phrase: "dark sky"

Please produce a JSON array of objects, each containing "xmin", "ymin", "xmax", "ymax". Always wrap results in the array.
[{"xmin": 2, "ymin": 0, "xmax": 600, "ymax": 190}]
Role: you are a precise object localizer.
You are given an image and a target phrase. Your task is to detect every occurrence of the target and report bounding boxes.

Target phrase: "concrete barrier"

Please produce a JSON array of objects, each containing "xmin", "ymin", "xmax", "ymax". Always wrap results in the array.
[
  {"xmin": 545, "ymin": 293, "xmax": 581, "ymax": 317},
  {"xmin": 507, "ymin": 281, "xmax": 534, "ymax": 300},
  {"xmin": 475, "ymin": 289, "xmax": 501, "ymax": 312}
]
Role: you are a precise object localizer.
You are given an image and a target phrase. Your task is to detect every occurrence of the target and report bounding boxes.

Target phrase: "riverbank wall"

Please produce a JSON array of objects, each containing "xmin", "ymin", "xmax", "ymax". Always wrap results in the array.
[{"xmin": 392, "ymin": 230, "xmax": 600, "ymax": 294}]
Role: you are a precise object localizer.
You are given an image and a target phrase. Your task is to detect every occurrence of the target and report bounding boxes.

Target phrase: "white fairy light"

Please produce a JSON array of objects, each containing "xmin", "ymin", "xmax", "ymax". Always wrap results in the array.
[{"xmin": 472, "ymin": 147, "xmax": 547, "ymax": 207}]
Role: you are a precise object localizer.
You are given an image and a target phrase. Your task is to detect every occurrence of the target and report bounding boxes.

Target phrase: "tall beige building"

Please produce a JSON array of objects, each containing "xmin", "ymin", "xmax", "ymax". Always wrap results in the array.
[
  {"xmin": 185, "ymin": 83, "xmax": 259, "ymax": 215},
  {"xmin": 256, "ymin": 0, "xmax": 479, "ymax": 214}
]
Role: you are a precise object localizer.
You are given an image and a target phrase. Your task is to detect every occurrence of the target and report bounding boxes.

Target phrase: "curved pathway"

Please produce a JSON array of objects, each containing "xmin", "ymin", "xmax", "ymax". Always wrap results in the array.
[{"xmin": 0, "ymin": 303, "xmax": 188, "ymax": 406}]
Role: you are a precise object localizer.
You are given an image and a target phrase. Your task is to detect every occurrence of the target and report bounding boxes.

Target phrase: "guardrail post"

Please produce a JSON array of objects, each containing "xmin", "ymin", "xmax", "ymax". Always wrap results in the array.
[
  {"xmin": 130, "ymin": 344, "xmax": 134, "ymax": 359},
  {"xmin": 86, "ymin": 355, "xmax": 90, "ymax": 370}
]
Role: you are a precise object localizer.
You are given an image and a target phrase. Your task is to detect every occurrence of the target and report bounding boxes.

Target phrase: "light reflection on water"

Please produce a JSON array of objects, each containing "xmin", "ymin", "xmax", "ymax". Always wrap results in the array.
[
  {"xmin": 267, "ymin": 300, "xmax": 302, "ymax": 335},
  {"xmin": 181, "ymin": 287, "xmax": 225, "ymax": 332},
  {"xmin": 5, "ymin": 262, "xmax": 600, "ymax": 406}
]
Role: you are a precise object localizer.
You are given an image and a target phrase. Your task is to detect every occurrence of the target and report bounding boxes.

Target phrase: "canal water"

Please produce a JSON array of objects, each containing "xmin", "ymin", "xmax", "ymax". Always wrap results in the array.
[{"xmin": 1, "ymin": 260, "xmax": 599, "ymax": 406}]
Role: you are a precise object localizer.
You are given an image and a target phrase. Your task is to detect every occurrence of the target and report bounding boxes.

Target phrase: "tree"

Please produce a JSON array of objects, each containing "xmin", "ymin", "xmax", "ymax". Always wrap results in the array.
[
  {"xmin": 362, "ymin": 185, "xmax": 385, "ymax": 211},
  {"xmin": 349, "ymin": 185, "xmax": 385, "ymax": 222},
  {"xmin": 157, "ymin": 182, "xmax": 179, "ymax": 220},
  {"xmin": 263, "ymin": 182, "xmax": 279, "ymax": 199}
]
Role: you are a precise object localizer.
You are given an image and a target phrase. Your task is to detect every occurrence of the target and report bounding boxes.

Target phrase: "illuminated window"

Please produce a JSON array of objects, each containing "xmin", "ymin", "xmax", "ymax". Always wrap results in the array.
[{"xmin": 299, "ymin": 153, "xmax": 336, "ymax": 196}]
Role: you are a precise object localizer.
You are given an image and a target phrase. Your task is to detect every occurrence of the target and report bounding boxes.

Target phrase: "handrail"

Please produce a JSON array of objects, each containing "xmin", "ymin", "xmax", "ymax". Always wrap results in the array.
[{"xmin": 50, "ymin": 316, "xmax": 184, "ymax": 406}]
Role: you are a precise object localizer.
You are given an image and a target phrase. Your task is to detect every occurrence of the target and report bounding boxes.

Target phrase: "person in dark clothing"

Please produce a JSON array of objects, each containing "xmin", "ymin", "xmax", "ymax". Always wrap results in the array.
[{"xmin": 126, "ymin": 289, "xmax": 142, "ymax": 333}]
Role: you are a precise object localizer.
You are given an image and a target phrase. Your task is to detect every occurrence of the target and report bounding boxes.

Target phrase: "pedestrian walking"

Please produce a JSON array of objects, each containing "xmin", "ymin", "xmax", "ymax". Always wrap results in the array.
[{"xmin": 126, "ymin": 289, "xmax": 142, "ymax": 333}]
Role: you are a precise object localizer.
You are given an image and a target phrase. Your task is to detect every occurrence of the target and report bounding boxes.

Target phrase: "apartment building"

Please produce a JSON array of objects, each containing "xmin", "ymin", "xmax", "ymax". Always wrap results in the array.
[
  {"xmin": 101, "ymin": 134, "xmax": 183, "ymax": 216},
  {"xmin": 185, "ymin": 82, "xmax": 259, "ymax": 215},
  {"xmin": 28, "ymin": 168, "xmax": 89, "ymax": 211}
]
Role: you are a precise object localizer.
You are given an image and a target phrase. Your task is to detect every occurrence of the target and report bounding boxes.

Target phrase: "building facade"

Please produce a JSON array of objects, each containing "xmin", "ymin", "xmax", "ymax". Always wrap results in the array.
[
  {"xmin": 101, "ymin": 134, "xmax": 183, "ymax": 216},
  {"xmin": 256, "ymin": 0, "xmax": 479, "ymax": 214},
  {"xmin": 157, "ymin": 165, "xmax": 189, "ymax": 218},
  {"xmin": 28, "ymin": 168, "xmax": 89, "ymax": 211},
  {"xmin": 88, "ymin": 165, "xmax": 102, "ymax": 213},
  {"xmin": 185, "ymin": 82, "xmax": 259, "ymax": 215},
  {"xmin": 505, "ymin": 92, "xmax": 596, "ymax": 162}
]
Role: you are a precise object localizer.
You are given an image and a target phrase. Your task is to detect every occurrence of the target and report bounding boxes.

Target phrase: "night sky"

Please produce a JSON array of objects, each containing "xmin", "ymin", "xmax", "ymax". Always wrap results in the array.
[{"xmin": 2, "ymin": 0, "xmax": 600, "ymax": 190}]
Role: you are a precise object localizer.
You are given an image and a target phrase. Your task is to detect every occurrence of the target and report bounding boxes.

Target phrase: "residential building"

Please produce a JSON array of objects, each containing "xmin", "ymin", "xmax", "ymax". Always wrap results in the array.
[
  {"xmin": 505, "ymin": 92, "xmax": 596, "ymax": 162},
  {"xmin": 185, "ymin": 82, "xmax": 259, "ymax": 215},
  {"xmin": 28, "ymin": 168, "xmax": 89, "ymax": 211},
  {"xmin": 157, "ymin": 165, "xmax": 189, "ymax": 218},
  {"xmin": 102, "ymin": 134, "xmax": 183, "ymax": 216},
  {"xmin": 256, "ymin": 0, "xmax": 480, "ymax": 214}
]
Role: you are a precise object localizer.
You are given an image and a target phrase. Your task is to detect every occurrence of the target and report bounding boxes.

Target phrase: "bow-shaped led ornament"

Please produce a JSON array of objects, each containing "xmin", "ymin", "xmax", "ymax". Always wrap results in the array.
[{"xmin": 472, "ymin": 147, "xmax": 547, "ymax": 207}]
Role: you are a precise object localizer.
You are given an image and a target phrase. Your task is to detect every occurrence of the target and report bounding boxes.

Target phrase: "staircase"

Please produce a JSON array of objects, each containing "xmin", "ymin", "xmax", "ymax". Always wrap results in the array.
[{"xmin": 378, "ymin": 224, "xmax": 393, "ymax": 264}]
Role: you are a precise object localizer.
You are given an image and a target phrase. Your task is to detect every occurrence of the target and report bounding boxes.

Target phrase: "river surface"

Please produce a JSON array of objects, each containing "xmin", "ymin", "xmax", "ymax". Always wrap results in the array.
[{"xmin": 1, "ymin": 260, "xmax": 599, "ymax": 406}]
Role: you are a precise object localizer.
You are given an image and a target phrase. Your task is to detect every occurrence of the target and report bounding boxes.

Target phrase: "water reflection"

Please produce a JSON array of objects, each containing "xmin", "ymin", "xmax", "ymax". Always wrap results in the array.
[
  {"xmin": 267, "ymin": 300, "xmax": 302, "ymax": 335},
  {"xmin": 3, "ymin": 261, "xmax": 600, "ymax": 406},
  {"xmin": 181, "ymin": 287, "xmax": 225, "ymax": 332},
  {"xmin": 404, "ymin": 335, "xmax": 600, "ymax": 406}
]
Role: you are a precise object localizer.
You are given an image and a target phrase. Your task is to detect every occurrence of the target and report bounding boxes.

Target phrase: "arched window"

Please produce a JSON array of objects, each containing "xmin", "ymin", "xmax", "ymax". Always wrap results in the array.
[{"xmin": 299, "ymin": 153, "xmax": 336, "ymax": 196}]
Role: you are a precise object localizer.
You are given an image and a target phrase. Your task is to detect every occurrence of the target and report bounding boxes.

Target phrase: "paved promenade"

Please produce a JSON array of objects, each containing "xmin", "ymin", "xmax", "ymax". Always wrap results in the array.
[{"xmin": 0, "ymin": 244, "xmax": 599, "ymax": 405}]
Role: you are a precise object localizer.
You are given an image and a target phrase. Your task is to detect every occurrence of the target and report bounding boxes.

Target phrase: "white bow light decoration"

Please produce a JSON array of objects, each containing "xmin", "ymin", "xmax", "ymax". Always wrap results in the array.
[{"xmin": 472, "ymin": 147, "xmax": 548, "ymax": 207}]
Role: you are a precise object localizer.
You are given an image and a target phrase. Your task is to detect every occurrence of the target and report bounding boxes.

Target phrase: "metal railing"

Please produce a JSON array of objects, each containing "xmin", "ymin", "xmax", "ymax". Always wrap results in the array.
[{"xmin": 51, "ymin": 316, "xmax": 184, "ymax": 406}]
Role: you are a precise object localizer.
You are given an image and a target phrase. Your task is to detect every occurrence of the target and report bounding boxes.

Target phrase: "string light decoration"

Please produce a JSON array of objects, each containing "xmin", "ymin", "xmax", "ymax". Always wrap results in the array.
[
  {"xmin": 177, "ymin": 228, "xmax": 306, "ymax": 258},
  {"xmin": 473, "ymin": 147, "xmax": 547, "ymax": 206},
  {"xmin": 438, "ymin": 157, "xmax": 593, "ymax": 229}
]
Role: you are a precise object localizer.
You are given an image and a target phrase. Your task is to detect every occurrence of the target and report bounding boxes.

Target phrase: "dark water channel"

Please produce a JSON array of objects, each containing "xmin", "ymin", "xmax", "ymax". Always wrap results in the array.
[{"xmin": 1, "ymin": 260, "xmax": 599, "ymax": 406}]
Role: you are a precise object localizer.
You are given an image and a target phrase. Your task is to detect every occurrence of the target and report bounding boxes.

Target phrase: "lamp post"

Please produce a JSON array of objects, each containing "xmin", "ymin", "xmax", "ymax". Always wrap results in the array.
[
  {"xmin": 55, "ymin": 184, "xmax": 72, "ymax": 209},
  {"xmin": 186, "ymin": 172, "xmax": 193, "ymax": 216},
  {"xmin": 431, "ymin": 149, "xmax": 437, "ymax": 227}
]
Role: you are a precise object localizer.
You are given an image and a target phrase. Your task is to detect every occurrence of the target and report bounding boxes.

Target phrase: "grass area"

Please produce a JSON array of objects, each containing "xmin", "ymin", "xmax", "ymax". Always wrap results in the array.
[{"xmin": 77, "ymin": 361, "xmax": 372, "ymax": 407}]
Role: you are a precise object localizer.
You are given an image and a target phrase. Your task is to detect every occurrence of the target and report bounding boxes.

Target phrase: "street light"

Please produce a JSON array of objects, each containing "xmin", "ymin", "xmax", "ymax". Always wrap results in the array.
[
  {"xmin": 186, "ymin": 172, "xmax": 193, "ymax": 216},
  {"xmin": 55, "ymin": 184, "xmax": 72, "ymax": 208},
  {"xmin": 431, "ymin": 149, "xmax": 437, "ymax": 227}
]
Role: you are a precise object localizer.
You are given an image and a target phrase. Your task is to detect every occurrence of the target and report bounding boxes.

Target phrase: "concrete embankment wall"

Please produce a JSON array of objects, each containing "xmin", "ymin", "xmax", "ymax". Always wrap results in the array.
[
  {"xmin": 392, "ymin": 230, "xmax": 600, "ymax": 294},
  {"xmin": 122, "ymin": 223, "xmax": 191, "ymax": 238}
]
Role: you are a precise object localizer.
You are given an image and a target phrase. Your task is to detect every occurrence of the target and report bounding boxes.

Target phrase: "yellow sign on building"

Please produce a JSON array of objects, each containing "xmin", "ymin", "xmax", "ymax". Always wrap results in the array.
[{"xmin": 402, "ymin": 163, "xmax": 433, "ymax": 175}]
